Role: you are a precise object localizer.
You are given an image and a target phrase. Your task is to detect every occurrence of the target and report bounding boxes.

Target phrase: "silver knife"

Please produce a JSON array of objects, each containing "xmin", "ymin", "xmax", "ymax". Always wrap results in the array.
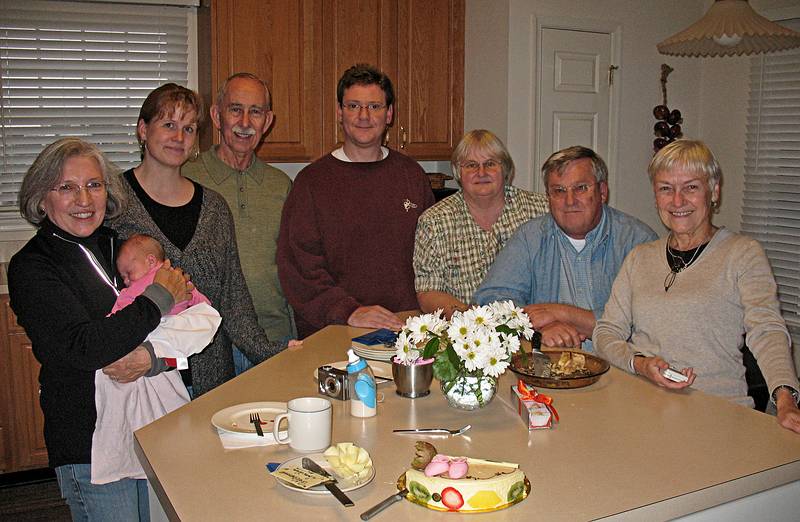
[
  {"xmin": 360, "ymin": 488, "xmax": 407, "ymax": 520},
  {"xmin": 301, "ymin": 457, "xmax": 354, "ymax": 507}
]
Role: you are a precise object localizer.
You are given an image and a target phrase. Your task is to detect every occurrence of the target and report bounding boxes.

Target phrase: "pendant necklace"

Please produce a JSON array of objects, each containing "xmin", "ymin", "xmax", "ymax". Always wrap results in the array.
[{"xmin": 664, "ymin": 233, "xmax": 710, "ymax": 292}]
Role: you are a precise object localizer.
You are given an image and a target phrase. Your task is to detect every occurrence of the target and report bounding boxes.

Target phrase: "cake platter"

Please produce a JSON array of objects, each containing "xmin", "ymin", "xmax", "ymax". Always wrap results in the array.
[
  {"xmin": 395, "ymin": 472, "xmax": 531, "ymax": 513},
  {"xmin": 509, "ymin": 349, "xmax": 610, "ymax": 389}
]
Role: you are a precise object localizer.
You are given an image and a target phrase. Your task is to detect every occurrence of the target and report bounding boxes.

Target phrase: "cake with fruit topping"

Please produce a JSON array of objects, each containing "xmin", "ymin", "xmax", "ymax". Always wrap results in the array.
[{"xmin": 402, "ymin": 442, "xmax": 528, "ymax": 512}]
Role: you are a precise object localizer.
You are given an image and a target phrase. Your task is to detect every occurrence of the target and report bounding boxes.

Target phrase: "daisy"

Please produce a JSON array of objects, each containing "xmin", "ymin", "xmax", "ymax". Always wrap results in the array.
[
  {"xmin": 483, "ymin": 349, "xmax": 510, "ymax": 377},
  {"xmin": 463, "ymin": 304, "xmax": 495, "ymax": 328},
  {"xmin": 394, "ymin": 331, "xmax": 420, "ymax": 364},
  {"xmin": 405, "ymin": 311, "xmax": 442, "ymax": 344},
  {"xmin": 447, "ymin": 313, "xmax": 472, "ymax": 344}
]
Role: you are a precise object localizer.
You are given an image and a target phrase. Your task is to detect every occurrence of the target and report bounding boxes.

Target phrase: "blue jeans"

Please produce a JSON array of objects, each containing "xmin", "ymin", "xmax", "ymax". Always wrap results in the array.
[
  {"xmin": 233, "ymin": 336, "xmax": 293, "ymax": 376},
  {"xmin": 55, "ymin": 464, "xmax": 150, "ymax": 522},
  {"xmin": 232, "ymin": 345, "xmax": 254, "ymax": 375}
]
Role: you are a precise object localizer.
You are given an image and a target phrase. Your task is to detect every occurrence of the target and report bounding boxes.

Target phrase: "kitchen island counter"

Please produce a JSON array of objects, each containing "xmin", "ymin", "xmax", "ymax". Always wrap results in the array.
[{"xmin": 135, "ymin": 325, "xmax": 800, "ymax": 520}]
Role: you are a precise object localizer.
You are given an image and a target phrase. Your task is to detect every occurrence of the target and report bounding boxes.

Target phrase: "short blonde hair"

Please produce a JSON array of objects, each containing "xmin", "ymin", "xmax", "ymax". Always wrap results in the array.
[
  {"xmin": 648, "ymin": 139, "xmax": 721, "ymax": 192},
  {"xmin": 451, "ymin": 129, "xmax": 515, "ymax": 185}
]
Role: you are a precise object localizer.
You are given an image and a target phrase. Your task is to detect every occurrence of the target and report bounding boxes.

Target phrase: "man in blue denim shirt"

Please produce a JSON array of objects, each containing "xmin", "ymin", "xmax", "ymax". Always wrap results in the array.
[{"xmin": 474, "ymin": 146, "xmax": 656, "ymax": 351}]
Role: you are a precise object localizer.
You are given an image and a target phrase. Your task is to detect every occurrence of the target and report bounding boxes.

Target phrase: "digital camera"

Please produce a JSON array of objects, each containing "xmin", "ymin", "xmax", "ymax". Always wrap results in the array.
[{"xmin": 318, "ymin": 365, "xmax": 349, "ymax": 400}]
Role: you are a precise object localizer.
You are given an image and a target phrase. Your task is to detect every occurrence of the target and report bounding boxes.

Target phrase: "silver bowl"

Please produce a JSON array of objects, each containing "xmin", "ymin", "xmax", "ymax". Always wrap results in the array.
[{"xmin": 392, "ymin": 360, "xmax": 434, "ymax": 398}]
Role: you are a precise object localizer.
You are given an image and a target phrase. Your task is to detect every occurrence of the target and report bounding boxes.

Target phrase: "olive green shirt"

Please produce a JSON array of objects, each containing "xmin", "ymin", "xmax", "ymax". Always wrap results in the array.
[{"xmin": 183, "ymin": 147, "xmax": 295, "ymax": 340}]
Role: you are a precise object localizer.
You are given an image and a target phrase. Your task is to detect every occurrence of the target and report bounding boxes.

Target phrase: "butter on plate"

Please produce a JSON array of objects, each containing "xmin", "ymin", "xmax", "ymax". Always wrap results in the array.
[{"xmin": 271, "ymin": 467, "xmax": 329, "ymax": 489}]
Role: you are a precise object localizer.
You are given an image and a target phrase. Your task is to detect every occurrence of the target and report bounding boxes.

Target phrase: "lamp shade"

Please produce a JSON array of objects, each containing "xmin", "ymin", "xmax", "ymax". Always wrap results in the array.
[{"xmin": 657, "ymin": 0, "xmax": 800, "ymax": 57}]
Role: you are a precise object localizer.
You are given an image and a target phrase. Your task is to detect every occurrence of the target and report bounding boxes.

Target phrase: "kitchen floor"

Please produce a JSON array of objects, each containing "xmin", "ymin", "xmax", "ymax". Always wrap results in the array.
[{"xmin": 0, "ymin": 469, "xmax": 70, "ymax": 521}]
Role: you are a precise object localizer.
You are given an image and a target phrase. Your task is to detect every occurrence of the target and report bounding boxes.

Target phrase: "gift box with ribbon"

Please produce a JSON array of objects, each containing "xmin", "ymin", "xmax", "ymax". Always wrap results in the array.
[{"xmin": 510, "ymin": 379, "xmax": 559, "ymax": 430}]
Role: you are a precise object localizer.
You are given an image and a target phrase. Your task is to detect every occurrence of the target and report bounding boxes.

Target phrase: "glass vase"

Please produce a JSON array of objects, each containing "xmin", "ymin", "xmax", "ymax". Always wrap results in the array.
[{"xmin": 441, "ymin": 373, "xmax": 497, "ymax": 410}]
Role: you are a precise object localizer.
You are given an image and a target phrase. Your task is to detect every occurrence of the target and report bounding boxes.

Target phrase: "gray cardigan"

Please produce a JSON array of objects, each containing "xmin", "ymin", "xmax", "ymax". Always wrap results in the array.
[{"xmin": 110, "ymin": 172, "xmax": 284, "ymax": 396}]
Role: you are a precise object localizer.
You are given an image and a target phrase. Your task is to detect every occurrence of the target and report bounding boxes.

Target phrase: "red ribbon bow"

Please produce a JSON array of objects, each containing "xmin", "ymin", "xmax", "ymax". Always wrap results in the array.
[{"xmin": 516, "ymin": 379, "xmax": 559, "ymax": 422}]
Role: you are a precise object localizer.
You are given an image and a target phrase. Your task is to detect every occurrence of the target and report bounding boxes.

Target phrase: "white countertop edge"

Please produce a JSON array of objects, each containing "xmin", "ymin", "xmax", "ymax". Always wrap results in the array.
[{"xmin": 600, "ymin": 460, "xmax": 800, "ymax": 520}]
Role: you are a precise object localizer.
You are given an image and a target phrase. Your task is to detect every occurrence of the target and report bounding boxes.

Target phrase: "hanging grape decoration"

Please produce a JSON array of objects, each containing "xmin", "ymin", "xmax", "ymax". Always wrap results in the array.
[{"xmin": 653, "ymin": 64, "xmax": 683, "ymax": 153}]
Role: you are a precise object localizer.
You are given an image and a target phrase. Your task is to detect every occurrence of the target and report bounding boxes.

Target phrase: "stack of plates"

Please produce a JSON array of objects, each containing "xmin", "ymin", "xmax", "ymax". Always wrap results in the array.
[{"xmin": 352, "ymin": 344, "xmax": 396, "ymax": 362}]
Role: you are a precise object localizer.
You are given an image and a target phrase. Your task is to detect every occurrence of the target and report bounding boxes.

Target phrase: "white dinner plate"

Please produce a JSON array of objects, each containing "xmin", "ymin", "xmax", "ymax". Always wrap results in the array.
[
  {"xmin": 353, "ymin": 345, "xmax": 396, "ymax": 362},
  {"xmin": 313, "ymin": 360, "xmax": 392, "ymax": 381},
  {"xmin": 273, "ymin": 453, "xmax": 375, "ymax": 494},
  {"xmin": 211, "ymin": 401, "xmax": 286, "ymax": 435}
]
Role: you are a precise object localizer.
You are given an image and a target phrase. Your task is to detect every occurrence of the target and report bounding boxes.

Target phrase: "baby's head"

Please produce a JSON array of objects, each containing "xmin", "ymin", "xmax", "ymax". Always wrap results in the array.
[{"xmin": 117, "ymin": 234, "xmax": 165, "ymax": 287}]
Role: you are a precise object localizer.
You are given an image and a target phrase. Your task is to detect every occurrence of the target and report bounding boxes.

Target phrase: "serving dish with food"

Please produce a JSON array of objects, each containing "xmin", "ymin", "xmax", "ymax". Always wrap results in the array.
[{"xmin": 510, "ymin": 349, "xmax": 610, "ymax": 389}]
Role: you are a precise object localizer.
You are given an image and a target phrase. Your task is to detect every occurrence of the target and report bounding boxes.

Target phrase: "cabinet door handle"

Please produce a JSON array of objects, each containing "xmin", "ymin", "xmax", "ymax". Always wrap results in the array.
[
  {"xmin": 383, "ymin": 131, "xmax": 390, "ymax": 146},
  {"xmin": 400, "ymin": 126, "xmax": 407, "ymax": 149}
]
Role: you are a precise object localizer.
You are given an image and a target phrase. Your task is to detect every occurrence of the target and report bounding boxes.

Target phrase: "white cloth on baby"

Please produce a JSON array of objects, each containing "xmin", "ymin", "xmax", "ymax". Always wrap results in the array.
[{"xmin": 91, "ymin": 303, "xmax": 221, "ymax": 484}]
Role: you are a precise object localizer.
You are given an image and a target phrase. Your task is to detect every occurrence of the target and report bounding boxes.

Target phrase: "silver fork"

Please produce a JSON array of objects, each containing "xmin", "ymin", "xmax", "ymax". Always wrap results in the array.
[
  {"xmin": 250, "ymin": 412, "xmax": 264, "ymax": 437},
  {"xmin": 393, "ymin": 424, "xmax": 471, "ymax": 436}
]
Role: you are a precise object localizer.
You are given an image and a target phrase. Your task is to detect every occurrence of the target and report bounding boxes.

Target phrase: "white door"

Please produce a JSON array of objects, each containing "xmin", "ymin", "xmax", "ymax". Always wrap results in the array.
[{"xmin": 535, "ymin": 27, "xmax": 614, "ymax": 193}]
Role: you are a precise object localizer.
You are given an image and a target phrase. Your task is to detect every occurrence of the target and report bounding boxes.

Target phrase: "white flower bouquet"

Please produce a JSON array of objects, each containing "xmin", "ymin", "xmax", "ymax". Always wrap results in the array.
[{"xmin": 394, "ymin": 301, "xmax": 534, "ymax": 407}]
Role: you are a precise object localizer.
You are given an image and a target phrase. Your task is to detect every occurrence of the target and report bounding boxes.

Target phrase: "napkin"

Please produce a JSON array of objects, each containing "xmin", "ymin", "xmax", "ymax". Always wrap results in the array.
[{"xmin": 216, "ymin": 429, "xmax": 288, "ymax": 450}]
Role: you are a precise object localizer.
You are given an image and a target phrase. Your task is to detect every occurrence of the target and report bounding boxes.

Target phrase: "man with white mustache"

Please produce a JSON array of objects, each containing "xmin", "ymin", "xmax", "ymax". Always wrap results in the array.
[
  {"xmin": 183, "ymin": 72, "xmax": 295, "ymax": 374},
  {"xmin": 474, "ymin": 146, "xmax": 656, "ymax": 351}
]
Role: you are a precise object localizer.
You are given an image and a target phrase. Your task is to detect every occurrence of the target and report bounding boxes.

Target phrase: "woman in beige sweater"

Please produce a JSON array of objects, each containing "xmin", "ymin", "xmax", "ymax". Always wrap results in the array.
[{"xmin": 594, "ymin": 140, "xmax": 800, "ymax": 434}]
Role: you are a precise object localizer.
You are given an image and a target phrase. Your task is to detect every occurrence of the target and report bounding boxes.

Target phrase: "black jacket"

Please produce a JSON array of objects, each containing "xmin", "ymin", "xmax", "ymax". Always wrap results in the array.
[{"xmin": 8, "ymin": 220, "xmax": 162, "ymax": 468}]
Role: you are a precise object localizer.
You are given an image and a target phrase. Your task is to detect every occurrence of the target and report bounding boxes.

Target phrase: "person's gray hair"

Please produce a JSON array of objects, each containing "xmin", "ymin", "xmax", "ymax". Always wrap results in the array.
[
  {"xmin": 19, "ymin": 137, "xmax": 127, "ymax": 226},
  {"xmin": 648, "ymin": 139, "xmax": 721, "ymax": 193},
  {"xmin": 451, "ymin": 129, "xmax": 515, "ymax": 185},
  {"xmin": 541, "ymin": 146, "xmax": 608, "ymax": 187},
  {"xmin": 215, "ymin": 72, "xmax": 272, "ymax": 110}
]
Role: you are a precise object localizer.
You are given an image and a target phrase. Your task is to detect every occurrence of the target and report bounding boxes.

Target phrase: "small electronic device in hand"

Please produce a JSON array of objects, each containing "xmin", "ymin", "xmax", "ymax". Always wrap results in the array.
[{"xmin": 662, "ymin": 367, "xmax": 689, "ymax": 383}]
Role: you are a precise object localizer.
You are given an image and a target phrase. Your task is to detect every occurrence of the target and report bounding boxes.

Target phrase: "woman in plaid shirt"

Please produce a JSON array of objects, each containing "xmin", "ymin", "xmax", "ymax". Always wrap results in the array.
[{"xmin": 413, "ymin": 129, "xmax": 549, "ymax": 318}]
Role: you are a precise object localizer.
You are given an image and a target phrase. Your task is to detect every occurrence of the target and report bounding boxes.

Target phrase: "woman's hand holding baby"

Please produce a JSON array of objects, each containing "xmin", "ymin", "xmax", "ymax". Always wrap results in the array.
[{"xmin": 154, "ymin": 259, "xmax": 193, "ymax": 305}]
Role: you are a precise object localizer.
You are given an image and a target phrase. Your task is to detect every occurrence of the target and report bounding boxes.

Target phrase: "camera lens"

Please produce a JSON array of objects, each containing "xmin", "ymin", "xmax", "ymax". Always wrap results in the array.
[{"xmin": 324, "ymin": 377, "xmax": 341, "ymax": 396}]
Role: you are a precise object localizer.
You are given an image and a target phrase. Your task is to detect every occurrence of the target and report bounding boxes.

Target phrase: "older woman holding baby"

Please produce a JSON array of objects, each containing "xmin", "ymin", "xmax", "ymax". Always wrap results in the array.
[
  {"xmin": 594, "ymin": 139, "xmax": 800, "ymax": 433},
  {"xmin": 110, "ymin": 83, "xmax": 287, "ymax": 397},
  {"xmin": 9, "ymin": 137, "xmax": 192, "ymax": 519}
]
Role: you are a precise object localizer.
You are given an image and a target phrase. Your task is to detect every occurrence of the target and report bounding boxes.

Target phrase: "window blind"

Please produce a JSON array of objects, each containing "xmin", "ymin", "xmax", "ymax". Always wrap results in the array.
[
  {"xmin": 0, "ymin": 0, "xmax": 190, "ymax": 230},
  {"xmin": 741, "ymin": 19, "xmax": 800, "ymax": 349}
]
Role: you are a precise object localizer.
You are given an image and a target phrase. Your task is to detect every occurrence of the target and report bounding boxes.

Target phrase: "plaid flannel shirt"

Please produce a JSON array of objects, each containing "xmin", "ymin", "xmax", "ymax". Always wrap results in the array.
[{"xmin": 413, "ymin": 186, "xmax": 549, "ymax": 304}]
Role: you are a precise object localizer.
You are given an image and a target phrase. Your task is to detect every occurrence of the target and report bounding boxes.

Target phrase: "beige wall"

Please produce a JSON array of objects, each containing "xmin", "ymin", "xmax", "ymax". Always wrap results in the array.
[
  {"xmin": 465, "ymin": 0, "xmax": 799, "ymax": 235},
  {"xmin": 464, "ymin": 0, "xmax": 511, "ymax": 141},
  {"xmin": 696, "ymin": 0, "xmax": 800, "ymax": 234}
]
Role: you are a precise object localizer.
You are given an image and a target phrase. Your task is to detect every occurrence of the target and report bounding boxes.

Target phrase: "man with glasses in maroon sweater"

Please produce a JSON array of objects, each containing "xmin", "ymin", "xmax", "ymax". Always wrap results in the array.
[{"xmin": 277, "ymin": 64, "xmax": 434, "ymax": 338}]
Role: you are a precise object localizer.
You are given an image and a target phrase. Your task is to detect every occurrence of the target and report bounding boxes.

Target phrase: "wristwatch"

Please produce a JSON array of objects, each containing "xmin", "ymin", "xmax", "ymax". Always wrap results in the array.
[{"xmin": 771, "ymin": 385, "xmax": 800, "ymax": 406}]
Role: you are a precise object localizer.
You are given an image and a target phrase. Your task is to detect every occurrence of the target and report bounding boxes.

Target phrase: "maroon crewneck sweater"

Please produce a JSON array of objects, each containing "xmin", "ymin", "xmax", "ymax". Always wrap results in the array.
[{"xmin": 277, "ymin": 150, "xmax": 434, "ymax": 338}]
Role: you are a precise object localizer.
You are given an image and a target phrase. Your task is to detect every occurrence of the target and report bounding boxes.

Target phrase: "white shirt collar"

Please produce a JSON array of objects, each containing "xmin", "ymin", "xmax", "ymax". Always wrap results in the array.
[{"xmin": 332, "ymin": 146, "xmax": 389, "ymax": 162}]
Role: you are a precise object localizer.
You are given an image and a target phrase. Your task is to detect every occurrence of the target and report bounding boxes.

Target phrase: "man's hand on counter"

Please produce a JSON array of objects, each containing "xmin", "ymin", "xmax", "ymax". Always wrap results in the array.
[{"xmin": 347, "ymin": 305, "xmax": 404, "ymax": 331}]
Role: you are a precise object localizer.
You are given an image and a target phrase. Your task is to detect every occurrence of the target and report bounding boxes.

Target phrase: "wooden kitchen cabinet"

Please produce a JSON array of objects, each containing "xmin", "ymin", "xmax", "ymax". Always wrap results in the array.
[
  {"xmin": 212, "ymin": 0, "xmax": 324, "ymax": 161},
  {"xmin": 210, "ymin": 0, "xmax": 463, "ymax": 161},
  {"xmin": 0, "ymin": 295, "xmax": 48, "ymax": 473},
  {"xmin": 393, "ymin": 0, "xmax": 464, "ymax": 158}
]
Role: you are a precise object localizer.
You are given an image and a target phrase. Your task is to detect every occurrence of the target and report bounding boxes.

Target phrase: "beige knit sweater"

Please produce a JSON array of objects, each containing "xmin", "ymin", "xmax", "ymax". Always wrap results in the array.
[{"xmin": 594, "ymin": 228, "xmax": 799, "ymax": 407}]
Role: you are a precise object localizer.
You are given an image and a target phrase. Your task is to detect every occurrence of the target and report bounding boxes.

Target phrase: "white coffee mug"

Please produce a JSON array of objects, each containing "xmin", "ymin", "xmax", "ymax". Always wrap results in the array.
[{"xmin": 273, "ymin": 397, "xmax": 332, "ymax": 452}]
